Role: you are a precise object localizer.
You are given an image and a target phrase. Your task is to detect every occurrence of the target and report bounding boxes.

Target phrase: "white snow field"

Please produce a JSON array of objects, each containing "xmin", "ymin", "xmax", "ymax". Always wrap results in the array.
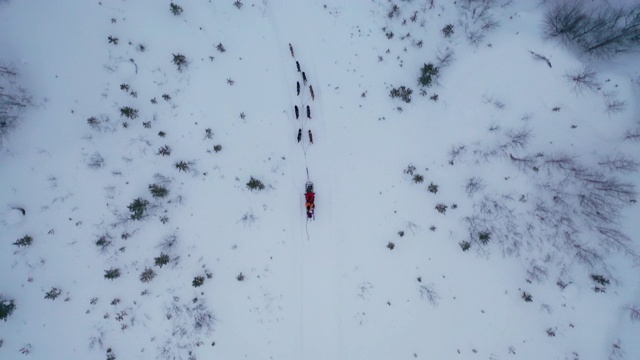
[{"xmin": 1, "ymin": 0, "xmax": 639, "ymax": 359}]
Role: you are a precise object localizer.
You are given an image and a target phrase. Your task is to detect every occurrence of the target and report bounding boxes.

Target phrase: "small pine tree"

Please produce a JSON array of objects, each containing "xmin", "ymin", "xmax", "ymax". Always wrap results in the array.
[
  {"xmin": 44, "ymin": 287, "xmax": 62, "ymax": 300},
  {"xmin": 213, "ymin": 144, "xmax": 222, "ymax": 153},
  {"xmin": 0, "ymin": 298, "xmax": 16, "ymax": 321},
  {"xmin": 175, "ymin": 161, "xmax": 189, "ymax": 172},
  {"xmin": 158, "ymin": 145, "xmax": 171, "ymax": 156},
  {"xmin": 418, "ymin": 63, "xmax": 439, "ymax": 87},
  {"xmin": 139, "ymin": 268, "xmax": 156, "ymax": 283},
  {"xmin": 95, "ymin": 235, "xmax": 111, "ymax": 249},
  {"xmin": 246, "ymin": 176, "xmax": 265, "ymax": 191},
  {"xmin": 478, "ymin": 231, "xmax": 491, "ymax": 244},
  {"xmin": 435, "ymin": 203, "xmax": 448, "ymax": 214},
  {"xmin": 13, "ymin": 235, "xmax": 33, "ymax": 247},
  {"xmin": 216, "ymin": 43, "xmax": 226, "ymax": 53},
  {"xmin": 522, "ymin": 292, "xmax": 533, "ymax": 302},
  {"xmin": 591, "ymin": 274, "xmax": 610, "ymax": 286},
  {"xmin": 172, "ymin": 53, "xmax": 188, "ymax": 72},
  {"xmin": 428, "ymin": 182, "xmax": 438, "ymax": 193},
  {"xmin": 149, "ymin": 184, "xmax": 169, "ymax": 198},
  {"xmin": 412, "ymin": 174, "xmax": 424, "ymax": 183},
  {"xmin": 119, "ymin": 106, "xmax": 138, "ymax": 119},
  {"xmin": 154, "ymin": 253, "xmax": 170, "ymax": 267},
  {"xmin": 128, "ymin": 197, "xmax": 149, "ymax": 220},
  {"xmin": 192, "ymin": 276, "xmax": 205, "ymax": 287},
  {"xmin": 170, "ymin": 3, "xmax": 183, "ymax": 16},
  {"xmin": 106, "ymin": 348, "xmax": 116, "ymax": 360},
  {"xmin": 459, "ymin": 241, "xmax": 471, "ymax": 251},
  {"xmin": 390, "ymin": 86, "xmax": 413, "ymax": 103},
  {"xmin": 442, "ymin": 24, "xmax": 455, "ymax": 38},
  {"xmin": 104, "ymin": 268, "xmax": 121, "ymax": 280}
]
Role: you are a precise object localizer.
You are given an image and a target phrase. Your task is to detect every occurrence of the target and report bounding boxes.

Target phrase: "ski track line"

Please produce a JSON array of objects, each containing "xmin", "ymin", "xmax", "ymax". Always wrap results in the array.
[{"xmin": 264, "ymin": 5, "xmax": 307, "ymax": 358}]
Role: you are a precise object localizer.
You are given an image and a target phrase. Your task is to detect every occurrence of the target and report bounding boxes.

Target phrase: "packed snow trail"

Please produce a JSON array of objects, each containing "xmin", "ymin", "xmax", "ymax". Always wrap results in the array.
[{"xmin": 265, "ymin": 1, "xmax": 342, "ymax": 358}]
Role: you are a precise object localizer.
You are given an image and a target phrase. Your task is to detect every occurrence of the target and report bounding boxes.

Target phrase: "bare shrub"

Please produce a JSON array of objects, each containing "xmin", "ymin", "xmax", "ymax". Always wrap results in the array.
[
  {"xmin": 419, "ymin": 284, "xmax": 440, "ymax": 306},
  {"xmin": 565, "ymin": 67, "xmax": 600, "ymax": 94},
  {"xmin": 608, "ymin": 339, "xmax": 624, "ymax": 360},
  {"xmin": 448, "ymin": 144, "xmax": 467, "ymax": 165},
  {"xmin": 457, "ymin": 0, "xmax": 501, "ymax": 46},
  {"xmin": 465, "ymin": 177, "xmax": 486, "ymax": 198},
  {"xmin": 604, "ymin": 92, "xmax": 626, "ymax": 114},
  {"xmin": 436, "ymin": 46, "xmax": 455, "ymax": 69},
  {"xmin": 624, "ymin": 304, "xmax": 640, "ymax": 322},
  {"xmin": 87, "ymin": 152, "xmax": 105, "ymax": 169},
  {"xmin": 623, "ymin": 128, "xmax": 640, "ymax": 141},
  {"xmin": 159, "ymin": 234, "xmax": 178, "ymax": 252}
]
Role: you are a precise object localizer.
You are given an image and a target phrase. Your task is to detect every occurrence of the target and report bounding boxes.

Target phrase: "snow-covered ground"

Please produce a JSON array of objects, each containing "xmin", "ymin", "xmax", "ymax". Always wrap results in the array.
[{"xmin": 1, "ymin": 1, "xmax": 639, "ymax": 359}]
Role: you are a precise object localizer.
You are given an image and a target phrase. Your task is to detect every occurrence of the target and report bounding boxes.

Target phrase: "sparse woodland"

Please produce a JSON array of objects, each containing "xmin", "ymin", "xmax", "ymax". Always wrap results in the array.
[{"xmin": 1, "ymin": 0, "xmax": 639, "ymax": 359}]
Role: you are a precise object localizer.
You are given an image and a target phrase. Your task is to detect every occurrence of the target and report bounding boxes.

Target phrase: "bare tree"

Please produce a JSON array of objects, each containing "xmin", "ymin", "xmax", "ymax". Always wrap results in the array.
[
  {"xmin": 0, "ymin": 65, "xmax": 31, "ymax": 147},
  {"xmin": 542, "ymin": 2, "xmax": 640, "ymax": 58},
  {"xmin": 598, "ymin": 153, "xmax": 638, "ymax": 173}
]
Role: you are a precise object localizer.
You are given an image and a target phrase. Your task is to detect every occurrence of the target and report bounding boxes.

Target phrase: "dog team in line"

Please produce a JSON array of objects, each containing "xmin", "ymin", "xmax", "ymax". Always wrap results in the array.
[
  {"xmin": 290, "ymin": 43, "xmax": 315, "ymax": 145},
  {"xmin": 290, "ymin": 43, "xmax": 317, "ymax": 220}
]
